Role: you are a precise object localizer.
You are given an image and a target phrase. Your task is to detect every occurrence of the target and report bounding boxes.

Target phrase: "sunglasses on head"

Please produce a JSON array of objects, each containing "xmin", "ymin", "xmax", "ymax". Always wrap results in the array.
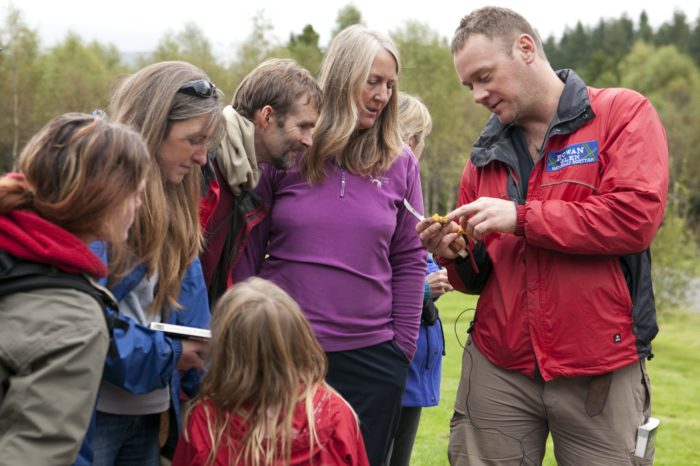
[{"xmin": 178, "ymin": 79, "xmax": 217, "ymax": 98}]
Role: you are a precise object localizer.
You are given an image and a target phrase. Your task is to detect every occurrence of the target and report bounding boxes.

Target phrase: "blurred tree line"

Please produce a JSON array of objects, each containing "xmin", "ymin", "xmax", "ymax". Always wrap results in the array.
[{"xmin": 1, "ymin": 5, "xmax": 698, "ymax": 310}]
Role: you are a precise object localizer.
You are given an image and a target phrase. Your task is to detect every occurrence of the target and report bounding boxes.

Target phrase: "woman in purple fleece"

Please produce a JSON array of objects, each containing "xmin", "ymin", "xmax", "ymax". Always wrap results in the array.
[{"xmin": 234, "ymin": 25, "xmax": 426, "ymax": 466}]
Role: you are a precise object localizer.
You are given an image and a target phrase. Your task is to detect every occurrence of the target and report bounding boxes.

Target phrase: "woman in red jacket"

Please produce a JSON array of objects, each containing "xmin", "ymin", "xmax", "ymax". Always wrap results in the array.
[{"xmin": 173, "ymin": 277, "xmax": 369, "ymax": 466}]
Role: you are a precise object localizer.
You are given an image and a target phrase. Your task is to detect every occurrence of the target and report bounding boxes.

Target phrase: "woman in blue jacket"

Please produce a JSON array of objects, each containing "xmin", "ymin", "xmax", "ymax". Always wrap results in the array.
[
  {"xmin": 88, "ymin": 61, "xmax": 224, "ymax": 466},
  {"xmin": 75, "ymin": 255, "xmax": 209, "ymax": 465},
  {"xmin": 389, "ymin": 93, "xmax": 451, "ymax": 466}
]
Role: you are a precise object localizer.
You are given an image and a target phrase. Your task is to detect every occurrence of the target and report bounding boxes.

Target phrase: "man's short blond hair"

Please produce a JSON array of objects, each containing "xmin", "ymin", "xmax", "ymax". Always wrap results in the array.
[{"xmin": 450, "ymin": 6, "xmax": 544, "ymax": 58}]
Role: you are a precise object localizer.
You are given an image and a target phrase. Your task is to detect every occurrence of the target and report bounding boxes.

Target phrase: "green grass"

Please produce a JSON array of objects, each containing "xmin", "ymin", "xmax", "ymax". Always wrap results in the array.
[{"xmin": 410, "ymin": 293, "xmax": 700, "ymax": 465}]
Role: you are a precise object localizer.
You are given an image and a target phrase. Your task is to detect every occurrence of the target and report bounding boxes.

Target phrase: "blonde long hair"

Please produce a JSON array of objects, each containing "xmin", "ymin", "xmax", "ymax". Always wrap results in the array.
[
  {"xmin": 0, "ymin": 113, "xmax": 148, "ymax": 274},
  {"xmin": 109, "ymin": 61, "xmax": 223, "ymax": 315},
  {"xmin": 187, "ymin": 278, "xmax": 330, "ymax": 466},
  {"xmin": 301, "ymin": 25, "xmax": 403, "ymax": 183}
]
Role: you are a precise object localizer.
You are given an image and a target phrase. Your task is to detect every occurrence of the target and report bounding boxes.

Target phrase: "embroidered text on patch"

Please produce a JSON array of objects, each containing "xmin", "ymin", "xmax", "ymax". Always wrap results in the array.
[{"xmin": 546, "ymin": 140, "xmax": 599, "ymax": 172}]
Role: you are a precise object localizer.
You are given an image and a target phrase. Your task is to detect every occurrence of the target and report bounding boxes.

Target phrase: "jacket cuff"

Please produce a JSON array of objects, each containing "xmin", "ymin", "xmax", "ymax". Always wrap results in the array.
[
  {"xmin": 435, "ymin": 255, "xmax": 454, "ymax": 268},
  {"xmin": 171, "ymin": 338, "xmax": 183, "ymax": 365},
  {"xmin": 514, "ymin": 203, "xmax": 526, "ymax": 236}
]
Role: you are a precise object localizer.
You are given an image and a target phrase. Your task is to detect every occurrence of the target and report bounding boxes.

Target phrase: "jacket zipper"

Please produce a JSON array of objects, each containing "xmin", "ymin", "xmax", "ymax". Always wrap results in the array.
[
  {"xmin": 507, "ymin": 165, "xmax": 523, "ymax": 203},
  {"xmin": 339, "ymin": 166, "xmax": 346, "ymax": 198},
  {"xmin": 535, "ymin": 107, "xmax": 591, "ymax": 164},
  {"xmin": 518, "ymin": 109, "xmax": 589, "ymax": 200}
]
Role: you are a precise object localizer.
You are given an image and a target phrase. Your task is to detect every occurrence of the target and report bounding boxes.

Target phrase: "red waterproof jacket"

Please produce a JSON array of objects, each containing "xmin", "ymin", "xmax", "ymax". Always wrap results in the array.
[
  {"xmin": 199, "ymin": 157, "xmax": 267, "ymax": 305},
  {"xmin": 172, "ymin": 385, "xmax": 369, "ymax": 466},
  {"xmin": 443, "ymin": 70, "xmax": 668, "ymax": 381}
]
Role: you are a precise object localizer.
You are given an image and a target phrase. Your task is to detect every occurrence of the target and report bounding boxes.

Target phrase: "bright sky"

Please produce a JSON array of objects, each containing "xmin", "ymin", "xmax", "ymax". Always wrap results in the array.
[{"xmin": 4, "ymin": 0, "xmax": 699, "ymax": 60}]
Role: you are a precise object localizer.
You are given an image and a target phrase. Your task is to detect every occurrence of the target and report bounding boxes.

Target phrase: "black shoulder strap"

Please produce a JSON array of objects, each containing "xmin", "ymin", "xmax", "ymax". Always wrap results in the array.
[
  {"xmin": 0, "ymin": 251, "xmax": 126, "ymax": 350},
  {"xmin": 0, "ymin": 250, "xmax": 115, "ymax": 307}
]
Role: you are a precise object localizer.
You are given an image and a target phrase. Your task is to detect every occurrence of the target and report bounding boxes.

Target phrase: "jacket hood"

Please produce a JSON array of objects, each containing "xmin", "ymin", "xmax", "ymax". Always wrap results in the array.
[
  {"xmin": 0, "ymin": 210, "xmax": 108, "ymax": 278},
  {"xmin": 210, "ymin": 385, "xmax": 341, "ymax": 464}
]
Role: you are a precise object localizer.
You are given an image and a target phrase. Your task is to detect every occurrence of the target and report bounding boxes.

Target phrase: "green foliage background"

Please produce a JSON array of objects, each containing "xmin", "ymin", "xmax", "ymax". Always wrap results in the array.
[{"xmin": 1, "ymin": 4, "xmax": 698, "ymax": 306}]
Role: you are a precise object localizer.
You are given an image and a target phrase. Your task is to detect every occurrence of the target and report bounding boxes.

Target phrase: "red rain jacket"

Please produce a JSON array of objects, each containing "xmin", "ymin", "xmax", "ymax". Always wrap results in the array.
[
  {"xmin": 173, "ymin": 385, "xmax": 369, "ymax": 466},
  {"xmin": 443, "ymin": 69, "xmax": 668, "ymax": 381}
]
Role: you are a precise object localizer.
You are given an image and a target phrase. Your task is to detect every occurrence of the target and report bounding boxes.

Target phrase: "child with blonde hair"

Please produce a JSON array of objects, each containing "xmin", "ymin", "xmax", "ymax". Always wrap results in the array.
[{"xmin": 173, "ymin": 277, "xmax": 369, "ymax": 466}]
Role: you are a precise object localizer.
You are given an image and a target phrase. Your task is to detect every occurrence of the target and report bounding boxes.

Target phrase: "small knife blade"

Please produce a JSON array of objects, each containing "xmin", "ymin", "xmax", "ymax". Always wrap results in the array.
[{"xmin": 403, "ymin": 198, "xmax": 425, "ymax": 221}]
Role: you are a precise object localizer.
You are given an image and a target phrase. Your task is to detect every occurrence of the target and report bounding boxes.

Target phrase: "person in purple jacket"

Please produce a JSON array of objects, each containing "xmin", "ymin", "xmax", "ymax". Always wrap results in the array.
[{"xmin": 234, "ymin": 25, "xmax": 426, "ymax": 466}]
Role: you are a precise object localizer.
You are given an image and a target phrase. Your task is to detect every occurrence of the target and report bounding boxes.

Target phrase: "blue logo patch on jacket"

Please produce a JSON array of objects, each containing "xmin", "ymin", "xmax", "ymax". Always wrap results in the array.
[{"xmin": 546, "ymin": 140, "xmax": 599, "ymax": 172}]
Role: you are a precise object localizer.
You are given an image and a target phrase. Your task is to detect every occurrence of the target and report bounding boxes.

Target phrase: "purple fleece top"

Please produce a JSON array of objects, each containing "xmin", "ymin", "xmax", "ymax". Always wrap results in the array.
[{"xmin": 234, "ymin": 146, "xmax": 426, "ymax": 359}]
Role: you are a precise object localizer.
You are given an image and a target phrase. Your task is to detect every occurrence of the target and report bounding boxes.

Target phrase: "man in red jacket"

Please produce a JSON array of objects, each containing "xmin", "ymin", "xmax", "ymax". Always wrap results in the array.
[{"xmin": 418, "ymin": 7, "xmax": 668, "ymax": 465}]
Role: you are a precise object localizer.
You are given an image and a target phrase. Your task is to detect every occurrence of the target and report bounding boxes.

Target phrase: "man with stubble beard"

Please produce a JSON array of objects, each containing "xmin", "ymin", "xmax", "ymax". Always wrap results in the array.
[{"xmin": 200, "ymin": 58, "xmax": 322, "ymax": 305}]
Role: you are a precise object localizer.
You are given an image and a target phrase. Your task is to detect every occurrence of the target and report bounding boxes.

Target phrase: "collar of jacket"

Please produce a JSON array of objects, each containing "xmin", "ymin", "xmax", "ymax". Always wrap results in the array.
[
  {"xmin": 0, "ymin": 209, "xmax": 108, "ymax": 278},
  {"xmin": 471, "ymin": 69, "xmax": 596, "ymax": 169}
]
